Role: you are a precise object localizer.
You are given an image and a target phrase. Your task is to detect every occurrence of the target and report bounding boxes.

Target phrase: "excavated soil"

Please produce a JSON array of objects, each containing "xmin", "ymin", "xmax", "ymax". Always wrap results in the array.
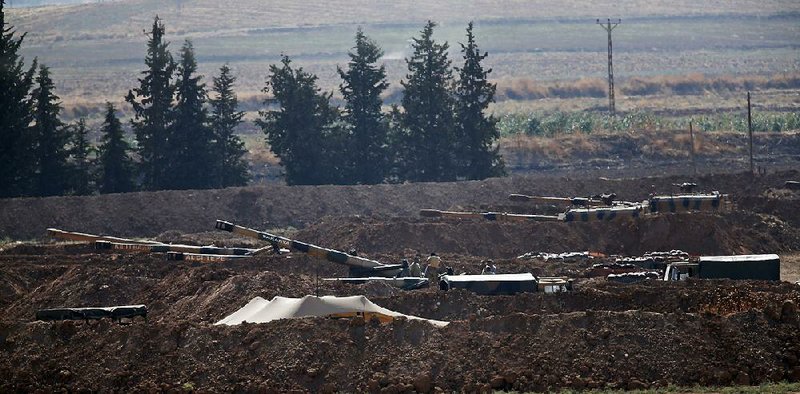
[
  {"xmin": 1, "ymin": 170, "xmax": 797, "ymax": 240},
  {"xmin": 1, "ymin": 170, "xmax": 800, "ymax": 392}
]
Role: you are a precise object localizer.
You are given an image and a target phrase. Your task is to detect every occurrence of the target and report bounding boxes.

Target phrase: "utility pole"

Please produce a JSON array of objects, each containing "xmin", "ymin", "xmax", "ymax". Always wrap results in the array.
[
  {"xmin": 689, "ymin": 121, "xmax": 696, "ymax": 176},
  {"xmin": 597, "ymin": 18, "xmax": 621, "ymax": 116},
  {"xmin": 747, "ymin": 91, "xmax": 754, "ymax": 176}
]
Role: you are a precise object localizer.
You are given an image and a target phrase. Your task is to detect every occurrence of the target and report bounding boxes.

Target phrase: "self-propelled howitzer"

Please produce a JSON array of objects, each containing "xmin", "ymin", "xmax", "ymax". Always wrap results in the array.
[{"xmin": 214, "ymin": 220, "xmax": 402, "ymax": 277}]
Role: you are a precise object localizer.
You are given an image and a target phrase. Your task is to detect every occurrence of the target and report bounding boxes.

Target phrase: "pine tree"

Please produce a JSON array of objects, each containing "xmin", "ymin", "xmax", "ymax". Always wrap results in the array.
[
  {"xmin": 454, "ymin": 22, "xmax": 505, "ymax": 180},
  {"xmin": 31, "ymin": 65, "xmax": 71, "ymax": 196},
  {"xmin": 0, "ymin": 0, "xmax": 38, "ymax": 197},
  {"xmin": 210, "ymin": 64, "xmax": 248, "ymax": 187},
  {"xmin": 98, "ymin": 102, "xmax": 136, "ymax": 194},
  {"xmin": 69, "ymin": 118, "xmax": 94, "ymax": 195},
  {"xmin": 398, "ymin": 21, "xmax": 456, "ymax": 182},
  {"xmin": 169, "ymin": 40, "xmax": 214, "ymax": 189},
  {"xmin": 337, "ymin": 28, "xmax": 390, "ymax": 184},
  {"xmin": 125, "ymin": 16, "xmax": 176, "ymax": 190},
  {"xmin": 257, "ymin": 55, "xmax": 343, "ymax": 185}
]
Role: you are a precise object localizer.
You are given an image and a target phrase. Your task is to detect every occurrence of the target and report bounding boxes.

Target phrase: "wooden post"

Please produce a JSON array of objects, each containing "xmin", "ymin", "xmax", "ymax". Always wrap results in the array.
[
  {"xmin": 747, "ymin": 91, "xmax": 754, "ymax": 175},
  {"xmin": 689, "ymin": 121, "xmax": 696, "ymax": 176}
]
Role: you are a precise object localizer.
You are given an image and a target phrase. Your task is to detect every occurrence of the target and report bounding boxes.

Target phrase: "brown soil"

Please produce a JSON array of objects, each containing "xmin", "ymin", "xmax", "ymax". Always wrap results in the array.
[
  {"xmin": 1, "ymin": 169, "xmax": 797, "ymax": 241},
  {"xmin": 1, "ymin": 170, "xmax": 800, "ymax": 392}
]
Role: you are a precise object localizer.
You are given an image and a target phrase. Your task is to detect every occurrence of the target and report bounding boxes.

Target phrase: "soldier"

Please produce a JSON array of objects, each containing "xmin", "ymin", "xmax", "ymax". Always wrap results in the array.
[
  {"xmin": 481, "ymin": 260, "xmax": 497, "ymax": 275},
  {"xmin": 409, "ymin": 257, "xmax": 422, "ymax": 277},
  {"xmin": 397, "ymin": 259, "xmax": 410, "ymax": 277},
  {"xmin": 425, "ymin": 252, "xmax": 442, "ymax": 281}
]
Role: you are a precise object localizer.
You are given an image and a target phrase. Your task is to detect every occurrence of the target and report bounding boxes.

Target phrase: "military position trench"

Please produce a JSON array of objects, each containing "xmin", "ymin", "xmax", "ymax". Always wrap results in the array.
[{"xmin": 1, "ymin": 170, "xmax": 799, "ymax": 392}]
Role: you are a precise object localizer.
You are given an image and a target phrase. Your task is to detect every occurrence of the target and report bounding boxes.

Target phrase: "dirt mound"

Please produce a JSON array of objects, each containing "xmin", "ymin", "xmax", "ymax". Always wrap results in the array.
[
  {"xmin": 295, "ymin": 212, "xmax": 800, "ymax": 259},
  {"xmin": 1, "ymin": 170, "xmax": 796, "ymax": 240},
  {"xmin": 1, "ymin": 307, "xmax": 798, "ymax": 392},
  {"xmin": 3, "ymin": 247, "xmax": 798, "ymax": 322},
  {"xmin": 1, "ymin": 242, "xmax": 800, "ymax": 391}
]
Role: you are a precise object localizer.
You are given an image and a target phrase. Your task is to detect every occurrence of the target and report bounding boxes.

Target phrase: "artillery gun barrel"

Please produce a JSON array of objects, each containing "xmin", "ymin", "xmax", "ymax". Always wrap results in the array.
[
  {"xmin": 420, "ymin": 209, "xmax": 562, "ymax": 222},
  {"xmin": 48, "ymin": 228, "xmax": 161, "ymax": 245},
  {"xmin": 214, "ymin": 220, "xmax": 390, "ymax": 270},
  {"xmin": 95, "ymin": 240, "xmax": 257, "ymax": 256},
  {"xmin": 508, "ymin": 194, "xmax": 604, "ymax": 207},
  {"xmin": 166, "ymin": 251, "xmax": 252, "ymax": 262}
]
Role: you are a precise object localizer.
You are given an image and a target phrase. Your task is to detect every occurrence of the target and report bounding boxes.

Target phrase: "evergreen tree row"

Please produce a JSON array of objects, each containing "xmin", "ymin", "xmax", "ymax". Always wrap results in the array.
[
  {"xmin": 0, "ymin": 7, "xmax": 249, "ymax": 197},
  {"xmin": 260, "ymin": 21, "xmax": 505, "ymax": 185},
  {"xmin": 125, "ymin": 18, "xmax": 248, "ymax": 191},
  {"xmin": 2, "ymin": 7, "xmax": 504, "ymax": 195}
]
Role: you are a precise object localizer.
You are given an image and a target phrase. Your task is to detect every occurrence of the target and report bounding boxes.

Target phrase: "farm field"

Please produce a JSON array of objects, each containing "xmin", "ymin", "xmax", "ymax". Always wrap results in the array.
[{"xmin": 6, "ymin": 0, "xmax": 800, "ymax": 121}]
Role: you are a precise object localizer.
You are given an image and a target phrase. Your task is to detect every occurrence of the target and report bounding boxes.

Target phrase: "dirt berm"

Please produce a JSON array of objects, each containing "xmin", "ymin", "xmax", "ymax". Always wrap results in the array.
[
  {"xmin": 1, "ymin": 249, "xmax": 800, "ymax": 392},
  {"xmin": 1, "ymin": 170, "xmax": 800, "ymax": 391},
  {"xmin": 1, "ymin": 170, "xmax": 797, "ymax": 240}
]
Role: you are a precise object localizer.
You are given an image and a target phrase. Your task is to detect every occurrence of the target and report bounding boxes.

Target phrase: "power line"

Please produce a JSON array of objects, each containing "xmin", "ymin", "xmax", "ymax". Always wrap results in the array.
[{"xmin": 597, "ymin": 18, "xmax": 621, "ymax": 116}]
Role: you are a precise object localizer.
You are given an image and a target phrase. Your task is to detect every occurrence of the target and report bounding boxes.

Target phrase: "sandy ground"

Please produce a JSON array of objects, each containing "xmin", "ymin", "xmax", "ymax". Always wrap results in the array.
[{"xmin": 782, "ymin": 252, "xmax": 800, "ymax": 284}]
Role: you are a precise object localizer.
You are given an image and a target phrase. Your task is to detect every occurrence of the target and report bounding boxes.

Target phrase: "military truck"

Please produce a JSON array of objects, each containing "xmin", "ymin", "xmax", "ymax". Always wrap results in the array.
[{"xmin": 663, "ymin": 254, "xmax": 780, "ymax": 281}]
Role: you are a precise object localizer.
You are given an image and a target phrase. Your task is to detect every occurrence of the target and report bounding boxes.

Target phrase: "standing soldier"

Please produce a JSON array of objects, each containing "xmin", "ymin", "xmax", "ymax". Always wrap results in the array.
[
  {"xmin": 425, "ymin": 252, "xmax": 442, "ymax": 281},
  {"xmin": 409, "ymin": 254, "xmax": 422, "ymax": 277}
]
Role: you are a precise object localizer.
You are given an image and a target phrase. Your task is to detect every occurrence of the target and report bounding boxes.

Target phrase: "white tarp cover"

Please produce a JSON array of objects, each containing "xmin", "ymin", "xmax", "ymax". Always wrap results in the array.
[{"xmin": 215, "ymin": 295, "xmax": 448, "ymax": 327}]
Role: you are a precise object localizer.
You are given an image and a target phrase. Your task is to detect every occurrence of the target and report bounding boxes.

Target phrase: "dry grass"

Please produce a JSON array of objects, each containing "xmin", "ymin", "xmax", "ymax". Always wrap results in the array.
[
  {"xmin": 8, "ymin": 0, "xmax": 799, "ymax": 109},
  {"xmin": 241, "ymin": 134, "xmax": 280, "ymax": 167},
  {"xmin": 497, "ymin": 129, "xmax": 745, "ymax": 163},
  {"xmin": 622, "ymin": 73, "xmax": 800, "ymax": 96},
  {"xmin": 497, "ymin": 73, "xmax": 800, "ymax": 101},
  {"xmin": 497, "ymin": 78, "xmax": 607, "ymax": 100}
]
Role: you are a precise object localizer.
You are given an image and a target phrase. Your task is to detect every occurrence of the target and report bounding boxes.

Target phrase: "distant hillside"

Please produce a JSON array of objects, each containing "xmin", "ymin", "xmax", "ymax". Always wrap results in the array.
[
  {"xmin": 7, "ymin": 0, "xmax": 799, "ymax": 39},
  {"xmin": 5, "ymin": 0, "xmax": 799, "ymax": 118},
  {"xmin": 6, "ymin": 0, "xmax": 119, "ymax": 7}
]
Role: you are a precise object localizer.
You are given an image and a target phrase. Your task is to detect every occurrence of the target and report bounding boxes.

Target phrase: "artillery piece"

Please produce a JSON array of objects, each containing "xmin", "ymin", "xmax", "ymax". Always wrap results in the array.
[
  {"xmin": 94, "ymin": 240, "xmax": 256, "ymax": 256},
  {"xmin": 47, "ymin": 228, "xmax": 162, "ymax": 245},
  {"xmin": 420, "ymin": 204, "xmax": 645, "ymax": 223},
  {"xmin": 214, "ymin": 220, "xmax": 404, "ymax": 278},
  {"xmin": 420, "ymin": 209, "xmax": 560, "ymax": 222},
  {"xmin": 49, "ymin": 228, "xmax": 261, "ymax": 262},
  {"xmin": 509, "ymin": 194, "xmax": 605, "ymax": 207}
]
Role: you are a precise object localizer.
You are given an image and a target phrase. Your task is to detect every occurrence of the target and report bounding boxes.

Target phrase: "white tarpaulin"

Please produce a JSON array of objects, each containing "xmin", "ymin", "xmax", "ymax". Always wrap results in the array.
[{"xmin": 215, "ymin": 295, "xmax": 448, "ymax": 327}]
